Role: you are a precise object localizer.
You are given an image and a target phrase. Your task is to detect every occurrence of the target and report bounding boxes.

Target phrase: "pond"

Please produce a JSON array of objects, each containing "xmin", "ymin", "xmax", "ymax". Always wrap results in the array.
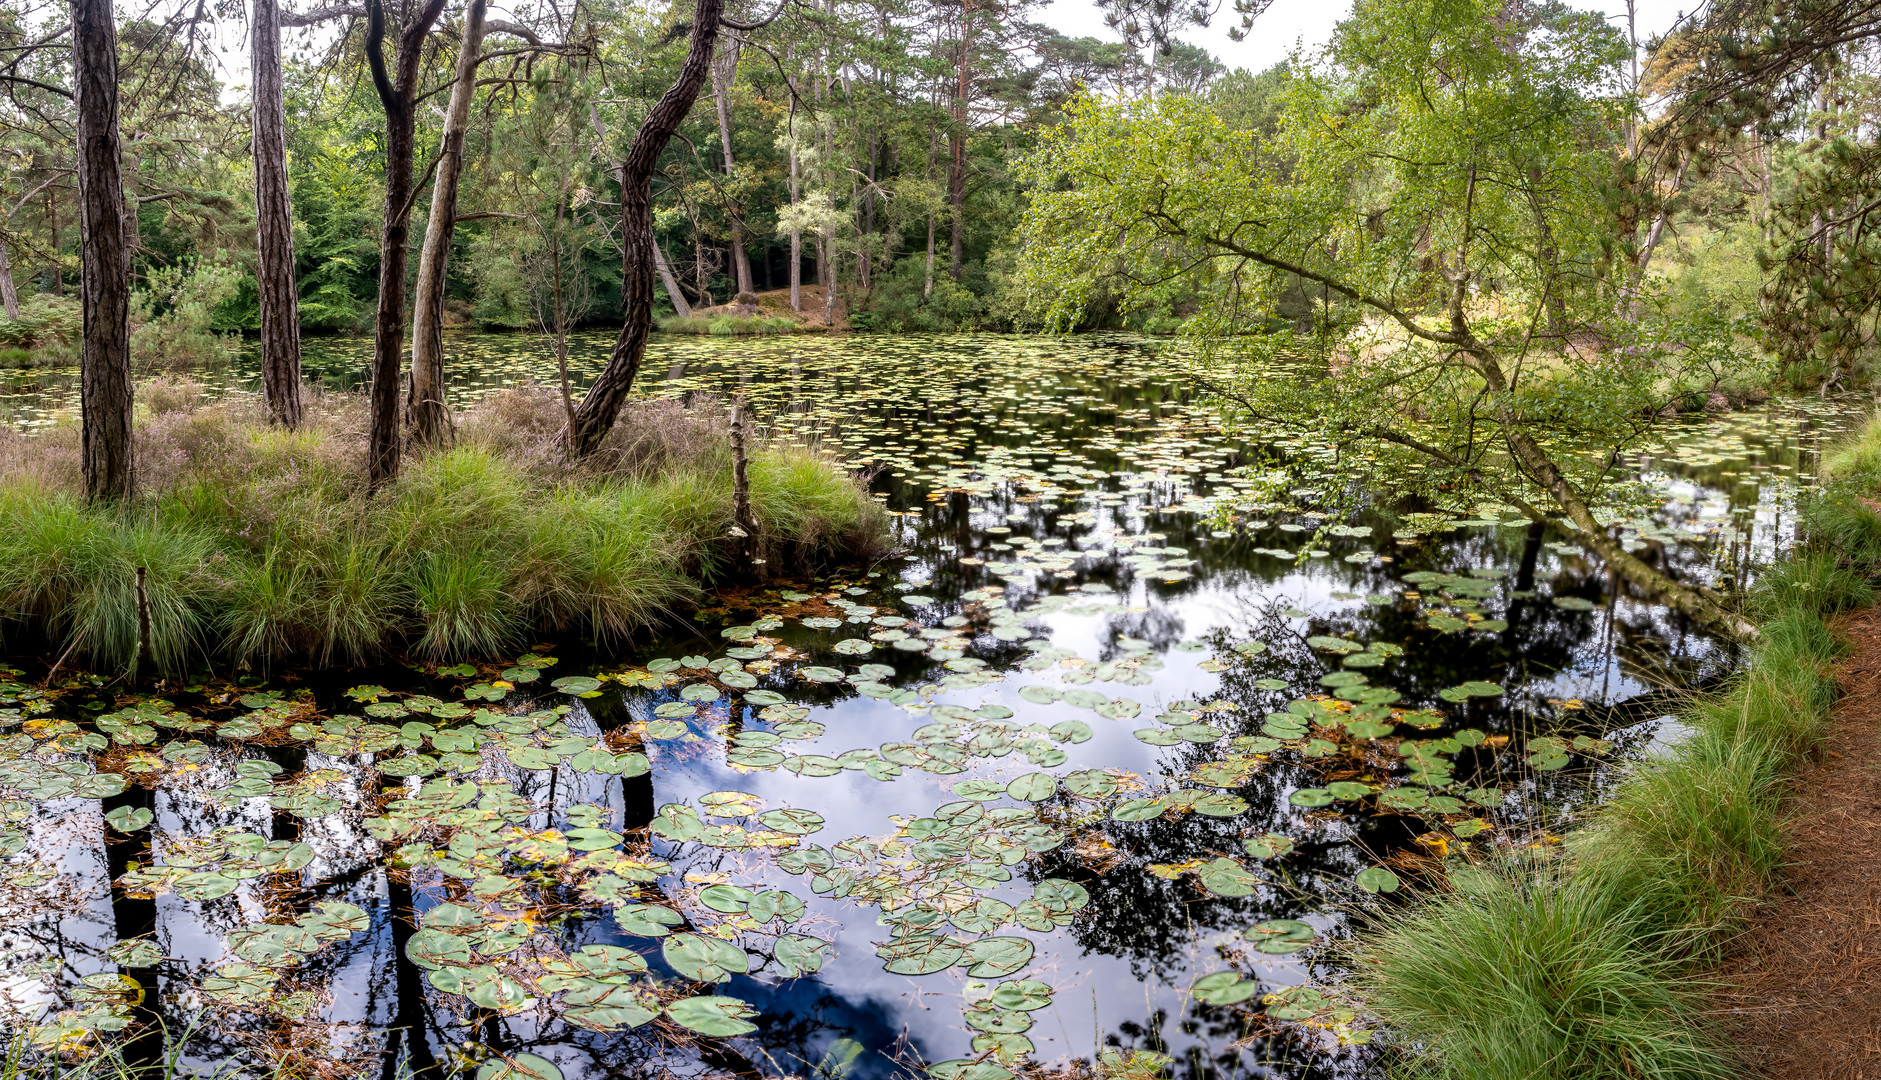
[{"xmin": 0, "ymin": 332, "xmax": 1862, "ymax": 1080}]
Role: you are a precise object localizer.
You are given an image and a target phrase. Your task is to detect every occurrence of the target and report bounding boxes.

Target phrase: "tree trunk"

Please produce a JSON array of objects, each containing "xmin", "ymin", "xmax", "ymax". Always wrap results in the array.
[
  {"xmin": 1473, "ymin": 349, "xmax": 1758, "ymax": 642},
  {"xmin": 590, "ymin": 103, "xmax": 689, "ymax": 318},
  {"xmin": 407, "ymin": 0, "xmax": 487, "ymax": 447},
  {"xmin": 788, "ymin": 111, "xmax": 801, "ymax": 312},
  {"xmin": 949, "ymin": 1, "xmax": 970, "ymax": 281},
  {"xmin": 74, "ymin": 0, "xmax": 132, "ymax": 503},
  {"xmin": 652, "ymin": 239, "xmax": 689, "ymax": 317},
  {"xmin": 0, "ymin": 237, "xmax": 19, "ymax": 319},
  {"xmin": 47, "ymin": 189, "xmax": 59, "ymax": 297},
  {"xmin": 713, "ymin": 31, "xmax": 752, "ymax": 296},
  {"xmin": 364, "ymin": 0, "xmax": 449, "ymax": 488},
  {"xmin": 252, "ymin": 0, "xmax": 303, "ymax": 427},
  {"xmin": 564, "ymin": 0, "xmax": 724, "ymax": 457},
  {"xmin": 924, "ymin": 120, "xmax": 937, "ymax": 297}
]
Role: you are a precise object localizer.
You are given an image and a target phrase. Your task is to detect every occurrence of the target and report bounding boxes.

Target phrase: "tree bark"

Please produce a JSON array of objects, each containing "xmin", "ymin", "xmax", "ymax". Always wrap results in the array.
[
  {"xmin": 0, "ymin": 237, "xmax": 19, "ymax": 319},
  {"xmin": 563, "ymin": 0, "xmax": 723, "ymax": 457},
  {"xmin": 406, "ymin": 0, "xmax": 487, "ymax": 447},
  {"xmin": 74, "ymin": 0, "xmax": 132, "ymax": 503},
  {"xmin": 252, "ymin": 0, "xmax": 303, "ymax": 427},
  {"xmin": 652, "ymin": 239, "xmax": 690, "ymax": 317},
  {"xmin": 589, "ymin": 103, "xmax": 689, "ymax": 318},
  {"xmin": 712, "ymin": 29, "xmax": 753, "ymax": 296},
  {"xmin": 788, "ymin": 111, "xmax": 801, "ymax": 312},
  {"xmin": 364, "ymin": 0, "xmax": 449, "ymax": 488},
  {"xmin": 948, "ymin": 0, "xmax": 970, "ymax": 281}
]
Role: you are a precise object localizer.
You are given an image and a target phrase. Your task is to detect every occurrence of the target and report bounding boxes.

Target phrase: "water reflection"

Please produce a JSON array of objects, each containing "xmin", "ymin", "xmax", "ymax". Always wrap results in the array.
[{"xmin": 0, "ymin": 334, "xmax": 1865, "ymax": 1080}]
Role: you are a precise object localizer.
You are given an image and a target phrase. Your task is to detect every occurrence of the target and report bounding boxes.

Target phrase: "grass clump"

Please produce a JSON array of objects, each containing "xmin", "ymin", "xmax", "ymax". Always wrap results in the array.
[
  {"xmin": 1353, "ymin": 413, "xmax": 1881, "ymax": 1078},
  {"xmin": 0, "ymin": 387, "xmax": 888, "ymax": 673},
  {"xmin": 1354, "ymin": 863, "xmax": 1734, "ymax": 1080}
]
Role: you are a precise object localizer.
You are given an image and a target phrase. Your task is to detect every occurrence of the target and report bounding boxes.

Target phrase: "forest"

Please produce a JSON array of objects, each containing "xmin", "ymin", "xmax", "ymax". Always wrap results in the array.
[{"xmin": 2, "ymin": 0, "xmax": 1881, "ymax": 1075}]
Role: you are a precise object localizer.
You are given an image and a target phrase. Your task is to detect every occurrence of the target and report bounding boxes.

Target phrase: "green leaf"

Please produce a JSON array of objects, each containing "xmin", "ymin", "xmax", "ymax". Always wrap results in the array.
[
  {"xmin": 1356, "ymin": 867, "xmax": 1401, "ymax": 893},
  {"xmin": 662, "ymin": 933, "xmax": 749, "ymax": 983},
  {"xmin": 103, "ymin": 806, "xmax": 152, "ymax": 833},
  {"xmin": 476, "ymin": 1053, "xmax": 563, "ymax": 1080},
  {"xmin": 666, "ymin": 996, "xmax": 760, "ymax": 1037}
]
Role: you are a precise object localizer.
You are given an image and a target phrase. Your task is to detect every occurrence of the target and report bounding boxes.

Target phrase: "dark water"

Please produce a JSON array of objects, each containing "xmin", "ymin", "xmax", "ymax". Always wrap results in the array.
[{"xmin": 0, "ymin": 333, "xmax": 1862, "ymax": 1080}]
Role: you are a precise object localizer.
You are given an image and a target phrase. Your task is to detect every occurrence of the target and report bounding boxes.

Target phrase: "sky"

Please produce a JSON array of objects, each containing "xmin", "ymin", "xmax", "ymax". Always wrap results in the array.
[{"xmin": 1031, "ymin": 0, "xmax": 1695, "ymax": 74}]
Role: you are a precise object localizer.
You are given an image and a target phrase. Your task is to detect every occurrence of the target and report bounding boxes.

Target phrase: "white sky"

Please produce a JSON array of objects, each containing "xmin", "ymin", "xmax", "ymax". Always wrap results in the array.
[{"xmin": 1032, "ymin": 0, "xmax": 1694, "ymax": 73}]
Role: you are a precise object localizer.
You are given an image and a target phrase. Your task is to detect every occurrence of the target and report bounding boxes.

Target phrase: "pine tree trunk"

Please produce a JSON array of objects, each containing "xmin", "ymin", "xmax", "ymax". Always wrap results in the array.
[
  {"xmin": 406, "ymin": 0, "xmax": 487, "ymax": 447},
  {"xmin": 652, "ymin": 239, "xmax": 689, "ymax": 317},
  {"xmin": 364, "ymin": 0, "xmax": 449, "ymax": 488},
  {"xmin": 74, "ymin": 0, "xmax": 132, "ymax": 503},
  {"xmin": 252, "ymin": 0, "xmax": 303, "ymax": 427},
  {"xmin": 788, "ymin": 129, "xmax": 801, "ymax": 312},
  {"xmin": 0, "ymin": 238, "xmax": 19, "ymax": 319},
  {"xmin": 924, "ymin": 120, "xmax": 937, "ymax": 297},
  {"xmin": 949, "ymin": 2, "xmax": 969, "ymax": 281},
  {"xmin": 713, "ymin": 32, "xmax": 753, "ymax": 296},
  {"xmin": 564, "ymin": 0, "xmax": 724, "ymax": 457}
]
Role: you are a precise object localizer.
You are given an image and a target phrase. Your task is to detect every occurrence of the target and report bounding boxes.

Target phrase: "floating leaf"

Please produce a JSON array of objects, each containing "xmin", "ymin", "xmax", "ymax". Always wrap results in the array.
[
  {"xmin": 551, "ymin": 676, "xmax": 602, "ymax": 695},
  {"xmin": 962, "ymin": 937, "xmax": 1035, "ymax": 977},
  {"xmin": 1005, "ymin": 774, "xmax": 1056, "ymax": 802},
  {"xmin": 665, "ymin": 996, "xmax": 759, "ymax": 1037},
  {"xmin": 1356, "ymin": 867, "xmax": 1401, "ymax": 893},
  {"xmin": 476, "ymin": 1053, "xmax": 563, "ymax": 1080},
  {"xmin": 1191, "ymin": 971, "xmax": 1260, "ymax": 1006},
  {"xmin": 104, "ymin": 806, "xmax": 153, "ymax": 833}
]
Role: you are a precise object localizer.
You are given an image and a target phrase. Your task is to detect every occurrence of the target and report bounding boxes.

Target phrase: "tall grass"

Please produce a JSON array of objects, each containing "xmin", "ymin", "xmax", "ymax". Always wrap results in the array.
[
  {"xmin": 1352, "ymin": 413, "xmax": 1881, "ymax": 1078},
  {"xmin": 0, "ymin": 388, "xmax": 888, "ymax": 673}
]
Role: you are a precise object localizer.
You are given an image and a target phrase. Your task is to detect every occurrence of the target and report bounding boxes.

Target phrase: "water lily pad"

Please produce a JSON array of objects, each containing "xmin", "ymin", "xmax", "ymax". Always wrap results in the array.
[
  {"xmin": 104, "ymin": 806, "xmax": 153, "ymax": 833},
  {"xmin": 1006, "ymin": 773, "xmax": 1056, "ymax": 802},
  {"xmin": 1191, "ymin": 971, "xmax": 1259, "ymax": 1005},
  {"xmin": 663, "ymin": 933, "xmax": 748, "ymax": 983},
  {"xmin": 551, "ymin": 676, "xmax": 602, "ymax": 695},
  {"xmin": 665, "ymin": 995, "xmax": 759, "ymax": 1037},
  {"xmin": 1356, "ymin": 867, "xmax": 1401, "ymax": 893},
  {"xmin": 962, "ymin": 936, "xmax": 1035, "ymax": 977},
  {"xmin": 476, "ymin": 1053, "xmax": 563, "ymax": 1080}
]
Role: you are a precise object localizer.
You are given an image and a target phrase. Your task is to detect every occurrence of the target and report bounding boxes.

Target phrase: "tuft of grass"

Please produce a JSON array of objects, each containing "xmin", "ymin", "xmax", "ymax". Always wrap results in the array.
[
  {"xmin": 1353, "ymin": 863, "xmax": 1736, "ymax": 1080},
  {"xmin": 0, "ymin": 387, "xmax": 888, "ymax": 673}
]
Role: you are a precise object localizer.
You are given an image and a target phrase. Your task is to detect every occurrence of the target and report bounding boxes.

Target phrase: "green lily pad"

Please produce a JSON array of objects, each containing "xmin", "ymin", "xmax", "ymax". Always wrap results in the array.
[{"xmin": 665, "ymin": 995, "xmax": 759, "ymax": 1037}]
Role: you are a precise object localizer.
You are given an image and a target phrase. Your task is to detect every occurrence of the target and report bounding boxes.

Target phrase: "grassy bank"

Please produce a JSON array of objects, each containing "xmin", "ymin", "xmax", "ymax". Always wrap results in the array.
[
  {"xmin": 0, "ymin": 383, "xmax": 888, "ymax": 674},
  {"xmin": 657, "ymin": 314, "xmax": 801, "ymax": 336},
  {"xmin": 1350, "ymin": 417, "xmax": 1881, "ymax": 1078}
]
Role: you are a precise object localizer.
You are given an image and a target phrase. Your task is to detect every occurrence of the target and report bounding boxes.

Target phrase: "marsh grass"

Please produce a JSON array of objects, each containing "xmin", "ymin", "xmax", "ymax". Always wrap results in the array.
[
  {"xmin": 0, "ymin": 386, "xmax": 887, "ymax": 673},
  {"xmin": 1353, "ymin": 414, "xmax": 1881, "ymax": 1079}
]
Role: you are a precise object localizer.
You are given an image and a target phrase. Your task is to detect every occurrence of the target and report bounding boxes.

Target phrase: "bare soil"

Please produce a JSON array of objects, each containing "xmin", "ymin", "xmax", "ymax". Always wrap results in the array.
[{"xmin": 1714, "ymin": 607, "xmax": 1881, "ymax": 1078}]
